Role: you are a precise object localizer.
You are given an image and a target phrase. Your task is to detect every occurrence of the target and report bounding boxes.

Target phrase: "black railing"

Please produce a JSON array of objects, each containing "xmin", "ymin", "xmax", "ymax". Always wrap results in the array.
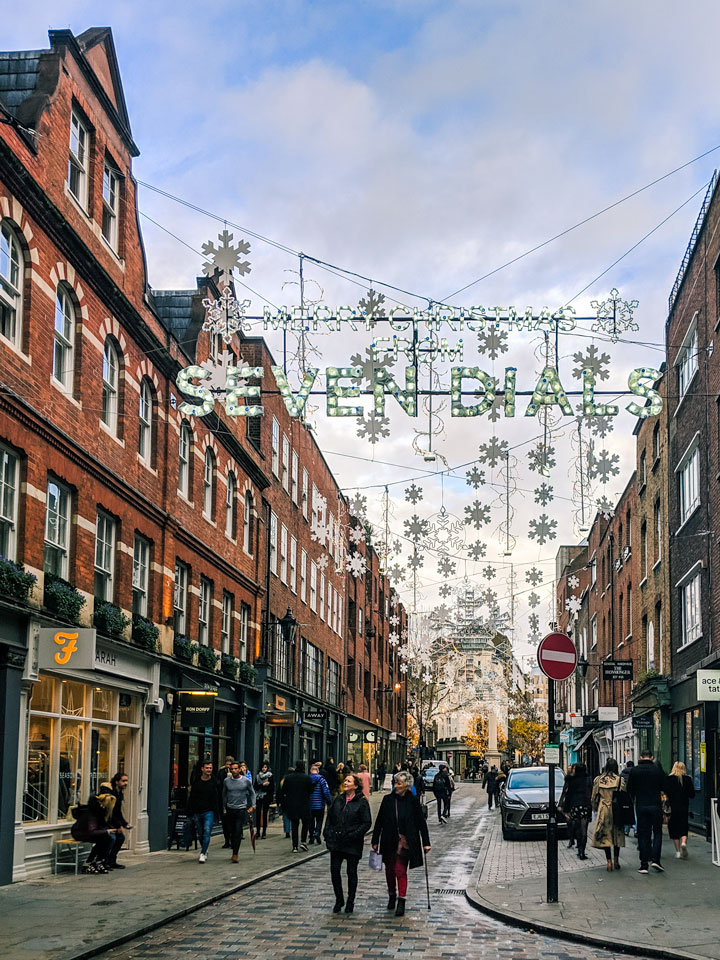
[{"xmin": 668, "ymin": 170, "xmax": 719, "ymax": 313}]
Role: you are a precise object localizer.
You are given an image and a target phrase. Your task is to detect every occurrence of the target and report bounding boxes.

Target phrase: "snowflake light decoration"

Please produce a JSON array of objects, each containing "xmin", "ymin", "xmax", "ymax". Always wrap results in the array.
[
  {"xmin": 202, "ymin": 288, "xmax": 251, "ymax": 344},
  {"xmin": 534, "ymin": 483, "xmax": 554, "ymax": 506},
  {"xmin": 596, "ymin": 496, "xmax": 615, "ymax": 519},
  {"xmin": 477, "ymin": 325, "xmax": 509, "ymax": 360},
  {"xmin": 311, "ymin": 518, "xmax": 329, "ymax": 546},
  {"xmin": 566, "ymin": 594, "xmax": 582, "ymax": 616},
  {"xmin": 437, "ymin": 556, "xmax": 457, "ymax": 577},
  {"xmin": 316, "ymin": 554, "xmax": 330, "ymax": 572},
  {"xmin": 568, "ymin": 573, "xmax": 580, "ymax": 589},
  {"xmin": 407, "ymin": 551, "xmax": 424, "ymax": 571},
  {"xmin": 467, "ymin": 540, "xmax": 487, "ymax": 561},
  {"xmin": 482, "ymin": 565, "xmax": 496, "ymax": 580},
  {"xmin": 528, "ymin": 613, "xmax": 540, "ymax": 633},
  {"xmin": 389, "ymin": 614, "xmax": 400, "ymax": 627},
  {"xmin": 404, "ymin": 483, "xmax": 423, "ymax": 504},
  {"xmin": 487, "ymin": 395, "xmax": 504, "ymax": 423},
  {"xmin": 464, "ymin": 500, "xmax": 491, "ymax": 529},
  {"xmin": 349, "ymin": 526, "xmax": 365, "ymax": 545},
  {"xmin": 388, "ymin": 631, "xmax": 400, "ymax": 646},
  {"xmin": 579, "ymin": 412, "xmax": 615, "ymax": 439},
  {"xmin": 588, "ymin": 444, "xmax": 620, "ymax": 484},
  {"xmin": 387, "ymin": 563, "xmax": 406, "ymax": 583},
  {"xmin": 358, "ymin": 288, "xmax": 386, "ymax": 322},
  {"xmin": 525, "ymin": 567, "xmax": 543, "ymax": 586},
  {"xmin": 202, "ymin": 229, "xmax": 251, "ymax": 282},
  {"xmin": 350, "ymin": 346, "xmax": 393, "ymax": 387},
  {"xmin": 347, "ymin": 553, "xmax": 366, "ymax": 578},
  {"xmin": 356, "ymin": 411, "xmax": 390, "ymax": 444},
  {"xmin": 478, "ymin": 436, "xmax": 508, "ymax": 468},
  {"xmin": 465, "ymin": 466, "xmax": 486, "ymax": 489},
  {"xmin": 404, "ymin": 515, "xmax": 429, "ymax": 544},
  {"xmin": 482, "ymin": 588, "xmax": 497, "ymax": 607},
  {"xmin": 348, "ymin": 493, "xmax": 367, "ymax": 518},
  {"xmin": 572, "ymin": 344, "xmax": 611, "ymax": 382},
  {"xmin": 528, "ymin": 513, "xmax": 558, "ymax": 545},
  {"xmin": 590, "ymin": 288, "xmax": 639, "ymax": 343},
  {"xmin": 527, "ymin": 591, "xmax": 540, "ymax": 609},
  {"xmin": 528, "ymin": 443, "xmax": 556, "ymax": 476},
  {"xmin": 438, "ymin": 583, "xmax": 452, "ymax": 598}
]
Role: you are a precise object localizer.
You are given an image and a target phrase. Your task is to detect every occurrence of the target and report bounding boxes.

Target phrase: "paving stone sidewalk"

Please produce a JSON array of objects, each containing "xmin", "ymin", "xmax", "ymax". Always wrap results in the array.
[
  {"xmin": 2, "ymin": 790, "xmax": 391, "ymax": 960},
  {"xmin": 466, "ymin": 809, "xmax": 720, "ymax": 960}
]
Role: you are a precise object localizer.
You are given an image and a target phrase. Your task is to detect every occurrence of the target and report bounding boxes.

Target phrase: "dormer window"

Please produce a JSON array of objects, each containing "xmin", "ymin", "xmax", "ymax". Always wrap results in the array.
[
  {"xmin": 68, "ymin": 110, "xmax": 89, "ymax": 210},
  {"xmin": 102, "ymin": 163, "xmax": 120, "ymax": 250}
]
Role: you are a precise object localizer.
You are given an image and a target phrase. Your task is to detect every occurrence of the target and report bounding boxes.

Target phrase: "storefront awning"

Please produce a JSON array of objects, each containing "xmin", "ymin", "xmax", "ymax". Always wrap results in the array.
[{"xmin": 574, "ymin": 729, "xmax": 595, "ymax": 751}]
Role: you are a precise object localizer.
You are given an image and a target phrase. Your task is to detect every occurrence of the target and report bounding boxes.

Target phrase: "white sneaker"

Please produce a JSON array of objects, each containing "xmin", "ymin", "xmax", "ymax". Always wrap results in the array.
[
  {"xmin": 675, "ymin": 851, "xmax": 682, "ymax": 859},
  {"xmin": 681, "ymin": 843, "xmax": 688, "ymax": 858},
  {"xmin": 199, "ymin": 853, "xmax": 207, "ymax": 863}
]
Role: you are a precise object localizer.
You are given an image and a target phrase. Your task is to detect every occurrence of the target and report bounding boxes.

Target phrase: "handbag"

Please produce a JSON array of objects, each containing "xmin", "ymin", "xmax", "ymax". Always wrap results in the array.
[
  {"xmin": 611, "ymin": 784, "xmax": 635, "ymax": 827},
  {"xmin": 368, "ymin": 849, "xmax": 383, "ymax": 871}
]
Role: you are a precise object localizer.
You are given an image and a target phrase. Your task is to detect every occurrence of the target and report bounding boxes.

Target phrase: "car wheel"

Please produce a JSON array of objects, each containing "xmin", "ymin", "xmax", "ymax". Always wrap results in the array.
[{"xmin": 501, "ymin": 817, "xmax": 514, "ymax": 841}]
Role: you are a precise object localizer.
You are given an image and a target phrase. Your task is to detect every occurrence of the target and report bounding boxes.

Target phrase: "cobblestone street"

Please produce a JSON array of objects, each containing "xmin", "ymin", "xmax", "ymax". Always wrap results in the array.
[{"xmin": 100, "ymin": 786, "xmax": 650, "ymax": 960}]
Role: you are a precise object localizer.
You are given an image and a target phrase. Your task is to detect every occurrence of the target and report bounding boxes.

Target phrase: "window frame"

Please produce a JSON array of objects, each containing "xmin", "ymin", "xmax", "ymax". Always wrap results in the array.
[
  {"xmin": 138, "ymin": 378, "xmax": 153, "ymax": 462},
  {"xmin": 281, "ymin": 435, "xmax": 290, "ymax": 492},
  {"xmin": 101, "ymin": 161, "xmax": 120, "ymax": 251},
  {"xmin": 280, "ymin": 524, "xmax": 288, "ymax": 584},
  {"xmin": 679, "ymin": 569, "xmax": 702, "ymax": 649},
  {"xmin": 310, "ymin": 561, "xmax": 317, "ymax": 612},
  {"xmin": 676, "ymin": 320, "xmax": 698, "ymax": 399},
  {"xmin": 225, "ymin": 471, "xmax": 236, "ymax": 539},
  {"xmin": 0, "ymin": 221, "xmax": 22, "ymax": 346},
  {"xmin": 198, "ymin": 576, "xmax": 212, "ymax": 646},
  {"xmin": 0, "ymin": 443, "xmax": 19, "ymax": 561},
  {"xmin": 94, "ymin": 510, "xmax": 116, "ymax": 602},
  {"xmin": 173, "ymin": 561, "xmax": 188, "ymax": 635},
  {"xmin": 243, "ymin": 492, "xmax": 253, "ymax": 553},
  {"xmin": 269, "ymin": 511, "xmax": 278, "ymax": 575},
  {"xmin": 203, "ymin": 448, "xmax": 216, "ymax": 520},
  {"xmin": 302, "ymin": 468, "xmax": 309, "ymax": 520},
  {"xmin": 44, "ymin": 479, "xmax": 71, "ymax": 579},
  {"xmin": 291, "ymin": 451, "xmax": 299, "ymax": 504},
  {"xmin": 178, "ymin": 422, "xmax": 191, "ymax": 498},
  {"xmin": 68, "ymin": 109, "xmax": 90, "ymax": 210},
  {"xmin": 101, "ymin": 339, "xmax": 120, "ymax": 434},
  {"xmin": 271, "ymin": 417, "xmax": 280, "ymax": 477},
  {"xmin": 131, "ymin": 534, "xmax": 150, "ymax": 618},
  {"xmin": 53, "ymin": 284, "xmax": 75, "ymax": 390},
  {"xmin": 300, "ymin": 548, "xmax": 307, "ymax": 603},
  {"xmin": 290, "ymin": 536, "xmax": 298, "ymax": 594},
  {"xmin": 678, "ymin": 445, "xmax": 700, "ymax": 526}
]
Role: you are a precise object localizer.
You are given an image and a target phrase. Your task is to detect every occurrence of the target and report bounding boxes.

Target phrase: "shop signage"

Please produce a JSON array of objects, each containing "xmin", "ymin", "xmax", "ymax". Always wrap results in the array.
[
  {"xmin": 348, "ymin": 731, "xmax": 361, "ymax": 743},
  {"xmin": 364, "ymin": 731, "xmax": 377, "ymax": 743},
  {"xmin": 632, "ymin": 715, "xmax": 654, "ymax": 729},
  {"xmin": 544, "ymin": 744, "xmax": 561, "ymax": 764},
  {"xmin": 179, "ymin": 690, "xmax": 217, "ymax": 728},
  {"xmin": 274, "ymin": 695, "xmax": 287, "ymax": 710},
  {"xmin": 602, "ymin": 660, "xmax": 633, "ymax": 681},
  {"xmin": 696, "ymin": 669, "xmax": 720, "ymax": 701},
  {"xmin": 38, "ymin": 627, "xmax": 95, "ymax": 671},
  {"xmin": 302, "ymin": 710, "xmax": 327, "ymax": 723},
  {"xmin": 598, "ymin": 706, "xmax": 619, "ymax": 722},
  {"xmin": 265, "ymin": 709, "xmax": 296, "ymax": 727},
  {"xmin": 570, "ymin": 715, "xmax": 584, "ymax": 728}
]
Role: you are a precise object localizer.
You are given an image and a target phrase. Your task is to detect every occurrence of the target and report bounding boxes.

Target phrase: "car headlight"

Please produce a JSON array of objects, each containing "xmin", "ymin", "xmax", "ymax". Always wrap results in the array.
[{"xmin": 502, "ymin": 793, "xmax": 526, "ymax": 809}]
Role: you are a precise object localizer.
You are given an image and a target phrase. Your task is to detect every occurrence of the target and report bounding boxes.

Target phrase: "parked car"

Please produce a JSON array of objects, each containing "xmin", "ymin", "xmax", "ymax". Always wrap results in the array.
[
  {"xmin": 500, "ymin": 766, "xmax": 566, "ymax": 840},
  {"xmin": 421, "ymin": 761, "xmax": 455, "ymax": 789}
]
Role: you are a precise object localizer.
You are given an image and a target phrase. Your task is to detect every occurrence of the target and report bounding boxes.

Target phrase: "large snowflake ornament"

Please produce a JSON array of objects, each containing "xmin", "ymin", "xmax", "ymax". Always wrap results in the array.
[
  {"xmin": 528, "ymin": 513, "xmax": 558, "ymax": 545},
  {"xmin": 350, "ymin": 346, "xmax": 393, "ymax": 386},
  {"xmin": 588, "ymin": 444, "xmax": 620, "ymax": 484},
  {"xmin": 311, "ymin": 518, "xmax": 329, "ymax": 546},
  {"xmin": 528, "ymin": 444, "xmax": 556, "ymax": 475},
  {"xmin": 356, "ymin": 411, "xmax": 390, "ymax": 444},
  {"xmin": 348, "ymin": 493, "xmax": 368, "ymax": 519},
  {"xmin": 525, "ymin": 566, "xmax": 543, "ymax": 586},
  {"xmin": 482, "ymin": 565, "xmax": 496, "ymax": 580},
  {"xmin": 357, "ymin": 288, "xmax": 386, "ymax": 323},
  {"xmin": 389, "ymin": 613, "xmax": 400, "ymax": 627},
  {"xmin": 590, "ymin": 288, "xmax": 639, "ymax": 343},
  {"xmin": 528, "ymin": 613, "xmax": 540, "ymax": 634},
  {"xmin": 404, "ymin": 483, "xmax": 423, "ymax": 504},
  {"xmin": 596, "ymin": 496, "xmax": 615, "ymax": 520},
  {"xmin": 388, "ymin": 632, "xmax": 400, "ymax": 646},
  {"xmin": 477, "ymin": 326, "xmax": 509, "ymax": 360},
  {"xmin": 534, "ymin": 483, "xmax": 554, "ymax": 506},
  {"xmin": 387, "ymin": 563, "xmax": 406, "ymax": 583},
  {"xmin": 202, "ymin": 288, "xmax": 252, "ymax": 344},
  {"xmin": 347, "ymin": 553, "xmax": 367, "ymax": 578},
  {"xmin": 201, "ymin": 229, "xmax": 251, "ymax": 282},
  {"xmin": 404, "ymin": 515, "xmax": 429, "ymax": 543},
  {"xmin": 466, "ymin": 466, "xmax": 486, "ymax": 489},
  {"xmin": 487, "ymin": 395, "xmax": 504, "ymax": 423},
  {"xmin": 478, "ymin": 436, "xmax": 509, "ymax": 468},
  {"xmin": 316, "ymin": 554, "xmax": 330, "ymax": 572},
  {"xmin": 482, "ymin": 588, "xmax": 498, "ymax": 607},
  {"xmin": 407, "ymin": 551, "xmax": 424, "ymax": 571},
  {"xmin": 566, "ymin": 594, "xmax": 582, "ymax": 616},
  {"xmin": 349, "ymin": 525, "xmax": 365, "ymax": 545},
  {"xmin": 464, "ymin": 500, "xmax": 491, "ymax": 529},
  {"xmin": 437, "ymin": 556, "xmax": 457, "ymax": 577},
  {"xmin": 527, "ymin": 591, "xmax": 540, "ymax": 609},
  {"xmin": 580, "ymin": 412, "xmax": 615, "ymax": 439},
  {"xmin": 467, "ymin": 540, "xmax": 487, "ymax": 561},
  {"xmin": 438, "ymin": 583, "xmax": 452, "ymax": 598},
  {"xmin": 568, "ymin": 573, "xmax": 580, "ymax": 590},
  {"xmin": 572, "ymin": 344, "xmax": 611, "ymax": 381}
]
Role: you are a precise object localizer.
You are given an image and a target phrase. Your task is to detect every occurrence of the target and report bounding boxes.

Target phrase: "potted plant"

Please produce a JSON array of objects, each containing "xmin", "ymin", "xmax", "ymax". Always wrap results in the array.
[
  {"xmin": 44, "ymin": 573, "xmax": 86, "ymax": 624},
  {"xmin": 94, "ymin": 600, "xmax": 131, "ymax": 638},
  {"xmin": 174, "ymin": 635, "xmax": 198, "ymax": 664},
  {"xmin": 238, "ymin": 661, "xmax": 257, "ymax": 686},
  {"xmin": 220, "ymin": 654, "xmax": 238, "ymax": 680},
  {"xmin": 197, "ymin": 645, "xmax": 220, "ymax": 673},
  {"xmin": 132, "ymin": 616, "xmax": 160, "ymax": 652},
  {"xmin": 0, "ymin": 557, "xmax": 36, "ymax": 603}
]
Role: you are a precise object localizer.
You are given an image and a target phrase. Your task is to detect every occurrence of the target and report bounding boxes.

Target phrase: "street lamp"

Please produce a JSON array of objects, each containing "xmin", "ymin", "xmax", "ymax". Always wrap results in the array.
[{"xmin": 279, "ymin": 607, "xmax": 299, "ymax": 646}]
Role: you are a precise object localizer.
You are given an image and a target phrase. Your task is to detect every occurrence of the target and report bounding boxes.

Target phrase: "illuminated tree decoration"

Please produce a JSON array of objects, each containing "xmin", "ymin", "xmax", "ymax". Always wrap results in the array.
[
  {"xmin": 177, "ymin": 366, "xmax": 215, "ymax": 416},
  {"xmin": 326, "ymin": 366, "xmax": 363, "ymax": 417},
  {"xmin": 450, "ymin": 367, "xmax": 496, "ymax": 417},
  {"xmin": 525, "ymin": 365, "xmax": 573, "ymax": 417},
  {"xmin": 373, "ymin": 366, "xmax": 418, "ymax": 417},
  {"xmin": 271, "ymin": 366, "xmax": 319, "ymax": 417},
  {"xmin": 225, "ymin": 366, "xmax": 264, "ymax": 417},
  {"xmin": 582, "ymin": 368, "xmax": 619, "ymax": 417},
  {"xmin": 626, "ymin": 367, "xmax": 663, "ymax": 418}
]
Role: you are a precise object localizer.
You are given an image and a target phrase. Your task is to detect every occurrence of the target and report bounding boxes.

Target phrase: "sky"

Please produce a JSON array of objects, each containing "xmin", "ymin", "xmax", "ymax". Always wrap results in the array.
[{"xmin": 6, "ymin": 0, "xmax": 720, "ymax": 667}]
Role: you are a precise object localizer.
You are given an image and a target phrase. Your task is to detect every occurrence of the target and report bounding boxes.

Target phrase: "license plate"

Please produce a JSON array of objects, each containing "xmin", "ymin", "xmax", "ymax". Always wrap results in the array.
[{"xmin": 531, "ymin": 813, "xmax": 548, "ymax": 821}]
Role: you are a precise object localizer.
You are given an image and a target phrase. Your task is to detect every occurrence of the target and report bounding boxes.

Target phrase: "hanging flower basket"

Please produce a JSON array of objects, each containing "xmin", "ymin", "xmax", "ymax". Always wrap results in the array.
[
  {"xmin": 220, "ymin": 654, "xmax": 238, "ymax": 680},
  {"xmin": 94, "ymin": 601, "xmax": 131, "ymax": 639},
  {"xmin": 0, "ymin": 557, "xmax": 36, "ymax": 604},
  {"xmin": 44, "ymin": 574, "xmax": 86, "ymax": 624},
  {"xmin": 238, "ymin": 661, "xmax": 257, "ymax": 686},
  {"xmin": 132, "ymin": 616, "xmax": 160, "ymax": 652},
  {"xmin": 174, "ymin": 636, "xmax": 198, "ymax": 663},
  {"xmin": 197, "ymin": 645, "xmax": 220, "ymax": 673}
]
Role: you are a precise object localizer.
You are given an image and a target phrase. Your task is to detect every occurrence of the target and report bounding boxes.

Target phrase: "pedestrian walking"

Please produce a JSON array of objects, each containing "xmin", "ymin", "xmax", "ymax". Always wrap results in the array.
[
  {"xmin": 278, "ymin": 766, "xmax": 295, "ymax": 838},
  {"xmin": 324, "ymin": 758, "xmax": 339, "ymax": 796},
  {"xmin": 357, "ymin": 763, "xmax": 371, "ymax": 798},
  {"xmin": 620, "ymin": 760, "xmax": 636, "ymax": 836},
  {"xmin": 375, "ymin": 759, "xmax": 387, "ymax": 792},
  {"xmin": 188, "ymin": 760, "xmax": 219, "ymax": 863},
  {"xmin": 310, "ymin": 762, "xmax": 332, "ymax": 844},
  {"xmin": 323, "ymin": 773, "xmax": 372, "ymax": 913},
  {"xmin": 411, "ymin": 764, "xmax": 424, "ymax": 800},
  {"xmin": 558, "ymin": 762, "xmax": 592, "ymax": 860},
  {"xmin": 372, "ymin": 770, "xmax": 431, "ymax": 917},
  {"xmin": 627, "ymin": 749, "xmax": 666, "ymax": 874},
  {"xmin": 663, "ymin": 761, "xmax": 696, "ymax": 859},
  {"xmin": 254, "ymin": 762, "xmax": 274, "ymax": 839},
  {"xmin": 222, "ymin": 761, "xmax": 256, "ymax": 862},
  {"xmin": 277, "ymin": 761, "xmax": 313, "ymax": 852},
  {"xmin": 432, "ymin": 764, "xmax": 453, "ymax": 822},
  {"xmin": 98, "ymin": 772, "xmax": 132, "ymax": 868},
  {"xmin": 336, "ymin": 762, "xmax": 346, "ymax": 791},
  {"xmin": 483, "ymin": 765, "xmax": 500, "ymax": 810},
  {"xmin": 217, "ymin": 756, "xmax": 235, "ymax": 848},
  {"xmin": 591, "ymin": 758, "xmax": 626, "ymax": 871}
]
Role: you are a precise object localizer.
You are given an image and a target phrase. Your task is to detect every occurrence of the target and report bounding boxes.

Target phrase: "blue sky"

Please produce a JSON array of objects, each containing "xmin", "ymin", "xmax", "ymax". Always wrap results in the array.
[{"xmin": 5, "ymin": 1, "xmax": 720, "ymax": 650}]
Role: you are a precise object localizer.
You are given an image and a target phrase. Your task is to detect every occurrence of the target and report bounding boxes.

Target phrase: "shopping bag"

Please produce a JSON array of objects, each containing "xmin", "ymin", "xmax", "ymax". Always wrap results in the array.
[{"xmin": 368, "ymin": 849, "xmax": 384, "ymax": 871}]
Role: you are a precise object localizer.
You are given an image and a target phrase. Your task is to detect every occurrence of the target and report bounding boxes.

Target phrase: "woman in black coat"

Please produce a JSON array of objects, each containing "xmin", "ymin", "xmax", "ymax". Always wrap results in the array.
[
  {"xmin": 558, "ymin": 762, "xmax": 592, "ymax": 860},
  {"xmin": 371, "ymin": 770, "xmax": 431, "ymax": 917},
  {"xmin": 324, "ymin": 773, "xmax": 372, "ymax": 913},
  {"xmin": 664, "ymin": 761, "xmax": 696, "ymax": 858}
]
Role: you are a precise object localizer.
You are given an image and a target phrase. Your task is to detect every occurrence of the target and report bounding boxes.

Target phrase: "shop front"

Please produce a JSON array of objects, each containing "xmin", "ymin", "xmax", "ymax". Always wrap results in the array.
[
  {"xmin": 629, "ymin": 674, "xmax": 671, "ymax": 770},
  {"xmin": 670, "ymin": 670, "xmax": 718, "ymax": 836},
  {"xmin": 612, "ymin": 716, "xmax": 637, "ymax": 767},
  {"xmin": 345, "ymin": 717, "xmax": 379, "ymax": 773},
  {"xmin": 14, "ymin": 623, "xmax": 160, "ymax": 881}
]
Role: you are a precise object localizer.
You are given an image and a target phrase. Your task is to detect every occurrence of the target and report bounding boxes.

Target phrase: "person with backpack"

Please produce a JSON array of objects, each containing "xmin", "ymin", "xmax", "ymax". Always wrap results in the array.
[
  {"xmin": 71, "ymin": 793, "xmax": 116, "ymax": 874},
  {"xmin": 309, "ymin": 762, "xmax": 332, "ymax": 845}
]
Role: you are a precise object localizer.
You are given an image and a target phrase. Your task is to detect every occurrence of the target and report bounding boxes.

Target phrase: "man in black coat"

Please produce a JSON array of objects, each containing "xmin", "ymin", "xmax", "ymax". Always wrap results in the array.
[
  {"xmin": 323, "ymin": 758, "xmax": 339, "ymax": 796},
  {"xmin": 432, "ymin": 765, "xmax": 453, "ymax": 823},
  {"xmin": 277, "ymin": 761, "xmax": 313, "ymax": 852},
  {"xmin": 483, "ymin": 765, "xmax": 500, "ymax": 809},
  {"xmin": 626, "ymin": 749, "xmax": 666, "ymax": 873}
]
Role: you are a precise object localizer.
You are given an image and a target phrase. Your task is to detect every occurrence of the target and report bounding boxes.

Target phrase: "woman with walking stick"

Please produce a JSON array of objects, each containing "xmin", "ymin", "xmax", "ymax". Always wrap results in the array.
[{"xmin": 371, "ymin": 770, "xmax": 431, "ymax": 917}]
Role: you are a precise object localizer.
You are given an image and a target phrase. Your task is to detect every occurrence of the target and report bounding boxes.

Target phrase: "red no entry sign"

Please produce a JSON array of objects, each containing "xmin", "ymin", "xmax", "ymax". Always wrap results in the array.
[{"xmin": 537, "ymin": 632, "xmax": 577, "ymax": 681}]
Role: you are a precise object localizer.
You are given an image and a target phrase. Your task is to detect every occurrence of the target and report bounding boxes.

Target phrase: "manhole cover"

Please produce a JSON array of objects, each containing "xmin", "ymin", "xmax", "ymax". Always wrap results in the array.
[{"xmin": 91, "ymin": 899, "xmax": 121, "ymax": 906}]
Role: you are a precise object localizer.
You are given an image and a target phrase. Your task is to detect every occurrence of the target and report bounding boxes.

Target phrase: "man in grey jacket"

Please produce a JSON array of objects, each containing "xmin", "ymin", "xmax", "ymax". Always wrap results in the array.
[{"xmin": 222, "ymin": 761, "xmax": 256, "ymax": 862}]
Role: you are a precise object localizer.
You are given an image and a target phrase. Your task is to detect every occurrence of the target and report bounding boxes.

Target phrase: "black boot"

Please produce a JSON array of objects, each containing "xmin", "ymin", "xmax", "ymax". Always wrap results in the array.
[
  {"xmin": 387, "ymin": 893, "xmax": 397, "ymax": 910},
  {"xmin": 344, "ymin": 900, "xmax": 354, "ymax": 913},
  {"xmin": 333, "ymin": 899, "xmax": 344, "ymax": 913},
  {"xmin": 395, "ymin": 898, "xmax": 405, "ymax": 917}
]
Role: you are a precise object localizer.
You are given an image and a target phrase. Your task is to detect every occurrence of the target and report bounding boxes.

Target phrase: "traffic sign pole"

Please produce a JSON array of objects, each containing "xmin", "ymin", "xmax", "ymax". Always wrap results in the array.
[{"xmin": 546, "ymin": 677, "xmax": 558, "ymax": 904}]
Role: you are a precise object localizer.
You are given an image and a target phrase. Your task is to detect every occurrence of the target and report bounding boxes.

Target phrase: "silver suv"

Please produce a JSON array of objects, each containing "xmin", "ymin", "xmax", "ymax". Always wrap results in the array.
[{"xmin": 500, "ymin": 766, "xmax": 566, "ymax": 840}]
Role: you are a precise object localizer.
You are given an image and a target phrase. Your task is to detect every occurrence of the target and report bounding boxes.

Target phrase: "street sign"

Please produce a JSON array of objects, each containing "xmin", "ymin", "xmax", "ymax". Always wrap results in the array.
[
  {"xmin": 544, "ymin": 744, "xmax": 561, "ymax": 764},
  {"xmin": 537, "ymin": 632, "xmax": 577, "ymax": 681},
  {"xmin": 602, "ymin": 660, "xmax": 633, "ymax": 681}
]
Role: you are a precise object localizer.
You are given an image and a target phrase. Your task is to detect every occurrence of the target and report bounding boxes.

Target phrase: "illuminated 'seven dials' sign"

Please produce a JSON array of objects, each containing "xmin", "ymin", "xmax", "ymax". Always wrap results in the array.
[{"xmin": 175, "ymin": 364, "xmax": 663, "ymax": 422}]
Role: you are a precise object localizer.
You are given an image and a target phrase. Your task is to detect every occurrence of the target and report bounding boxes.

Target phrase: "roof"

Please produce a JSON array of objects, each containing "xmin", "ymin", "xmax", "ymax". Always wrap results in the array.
[
  {"xmin": 0, "ymin": 49, "xmax": 44, "ymax": 116},
  {"xmin": 151, "ymin": 289, "xmax": 196, "ymax": 337}
]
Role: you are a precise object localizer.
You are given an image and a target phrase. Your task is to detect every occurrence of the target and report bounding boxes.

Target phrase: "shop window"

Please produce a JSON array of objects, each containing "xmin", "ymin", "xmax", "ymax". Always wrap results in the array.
[
  {"xmin": 132, "ymin": 535, "xmax": 150, "ymax": 618},
  {"xmin": 53, "ymin": 284, "xmax": 76, "ymax": 390},
  {"xmin": 44, "ymin": 479, "xmax": 70, "ymax": 578},
  {"xmin": 0, "ymin": 443, "xmax": 18, "ymax": 561},
  {"xmin": 94, "ymin": 510, "xmax": 116, "ymax": 602},
  {"xmin": 0, "ymin": 221, "xmax": 23, "ymax": 346}
]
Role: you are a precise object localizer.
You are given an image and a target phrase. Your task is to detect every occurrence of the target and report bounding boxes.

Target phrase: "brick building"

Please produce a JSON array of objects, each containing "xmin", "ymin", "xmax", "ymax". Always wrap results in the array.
[{"xmin": 0, "ymin": 27, "xmax": 406, "ymax": 883}]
